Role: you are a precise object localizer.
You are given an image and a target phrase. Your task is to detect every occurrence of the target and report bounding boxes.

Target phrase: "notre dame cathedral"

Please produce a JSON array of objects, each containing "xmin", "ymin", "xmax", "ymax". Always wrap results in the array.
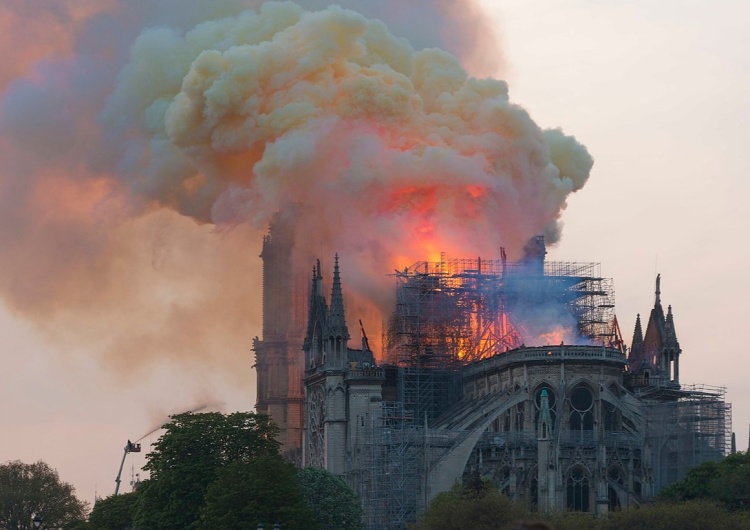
[{"xmin": 253, "ymin": 219, "xmax": 731, "ymax": 530}]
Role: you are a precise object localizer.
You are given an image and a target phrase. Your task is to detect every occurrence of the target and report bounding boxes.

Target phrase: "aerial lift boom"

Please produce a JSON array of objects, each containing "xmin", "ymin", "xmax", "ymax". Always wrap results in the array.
[{"xmin": 114, "ymin": 440, "xmax": 141, "ymax": 495}]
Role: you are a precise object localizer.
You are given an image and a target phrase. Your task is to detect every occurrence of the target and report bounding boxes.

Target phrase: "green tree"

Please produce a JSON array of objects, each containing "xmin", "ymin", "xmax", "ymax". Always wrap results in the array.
[
  {"xmin": 707, "ymin": 451, "xmax": 750, "ymax": 511},
  {"xmin": 414, "ymin": 479, "xmax": 530, "ymax": 530},
  {"xmin": 199, "ymin": 455, "xmax": 316, "ymax": 529},
  {"xmin": 88, "ymin": 491, "xmax": 139, "ymax": 530},
  {"xmin": 0, "ymin": 460, "xmax": 88, "ymax": 530},
  {"xmin": 298, "ymin": 467, "xmax": 363, "ymax": 529},
  {"xmin": 658, "ymin": 460, "xmax": 720, "ymax": 503},
  {"xmin": 132, "ymin": 411, "xmax": 280, "ymax": 530},
  {"xmin": 659, "ymin": 451, "xmax": 750, "ymax": 511}
]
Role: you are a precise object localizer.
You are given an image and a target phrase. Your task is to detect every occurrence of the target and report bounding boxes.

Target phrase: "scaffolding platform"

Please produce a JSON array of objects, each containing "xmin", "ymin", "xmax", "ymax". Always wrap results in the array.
[{"xmin": 386, "ymin": 255, "xmax": 617, "ymax": 367}]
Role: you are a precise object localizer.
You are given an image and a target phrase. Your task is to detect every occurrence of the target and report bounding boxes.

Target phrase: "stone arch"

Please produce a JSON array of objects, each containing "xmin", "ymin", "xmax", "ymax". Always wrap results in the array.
[{"xmin": 426, "ymin": 387, "xmax": 529, "ymax": 503}]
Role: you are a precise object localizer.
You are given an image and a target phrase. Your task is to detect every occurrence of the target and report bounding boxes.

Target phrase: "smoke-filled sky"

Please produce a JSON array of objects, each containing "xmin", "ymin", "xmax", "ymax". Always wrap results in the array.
[{"xmin": 1, "ymin": 0, "xmax": 749, "ymax": 507}]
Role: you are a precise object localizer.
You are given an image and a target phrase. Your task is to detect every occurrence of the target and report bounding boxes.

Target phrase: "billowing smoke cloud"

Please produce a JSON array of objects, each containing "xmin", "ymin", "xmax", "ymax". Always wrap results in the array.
[{"xmin": 0, "ymin": 1, "xmax": 591, "ymax": 375}]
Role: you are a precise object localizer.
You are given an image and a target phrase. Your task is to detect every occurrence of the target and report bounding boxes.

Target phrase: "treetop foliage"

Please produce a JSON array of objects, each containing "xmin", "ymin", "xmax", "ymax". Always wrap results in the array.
[
  {"xmin": 143, "ymin": 411, "xmax": 280, "ymax": 480},
  {"xmin": 199, "ymin": 455, "xmax": 317, "ymax": 529},
  {"xmin": 88, "ymin": 491, "xmax": 138, "ymax": 530},
  {"xmin": 659, "ymin": 450, "xmax": 750, "ymax": 511},
  {"xmin": 133, "ymin": 411, "xmax": 280, "ymax": 530},
  {"xmin": 298, "ymin": 466, "xmax": 364, "ymax": 530},
  {"xmin": 0, "ymin": 460, "xmax": 87, "ymax": 530}
]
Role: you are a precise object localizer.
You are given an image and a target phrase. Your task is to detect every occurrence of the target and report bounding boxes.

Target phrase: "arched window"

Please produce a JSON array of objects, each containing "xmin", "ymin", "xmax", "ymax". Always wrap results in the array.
[
  {"xmin": 566, "ymin": 466, "xmax": 590, "ymax": 512},
  {"xmin": 569, "ymin": 385, "xmax": 594, "ymax": 433}
]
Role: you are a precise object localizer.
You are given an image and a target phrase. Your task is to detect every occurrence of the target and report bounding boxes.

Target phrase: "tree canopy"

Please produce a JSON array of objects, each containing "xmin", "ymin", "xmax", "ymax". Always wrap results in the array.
[
  {"xmin": 659, "ymin": 451, "xmax": 750, "ymax": 511},
  {"xmin": 298, "ymin": 466, "xmax": 364, "ymax": 530},
  {"xmin": 116, "ymin": 410, "xmax": 366, "ymax": 529},
  {"xmin": 0, "ymin": 460, "xmax": 88, "ymax": 530},
  {"xmin": 88, "ymin": 491, "xmax": 138, "ymax": 530},
  {"xmin": 132, "ymin": 411, "xmax": 280, "ymax": 529},
  {"xmin": 199, "ymin": 455, "xmax": 317, "ymax": 529}
]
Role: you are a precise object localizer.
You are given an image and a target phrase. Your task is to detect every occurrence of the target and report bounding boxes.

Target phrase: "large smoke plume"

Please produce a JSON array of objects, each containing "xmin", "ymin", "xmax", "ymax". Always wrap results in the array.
[{"xmin": 0, "ymin": 1, "xmax": 592, "ymax": 375}]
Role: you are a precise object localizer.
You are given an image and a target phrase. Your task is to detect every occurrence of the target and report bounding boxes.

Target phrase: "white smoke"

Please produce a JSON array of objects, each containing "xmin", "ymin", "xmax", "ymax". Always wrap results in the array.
[{"xmin": 0, "ymin": 1, "xmax": 591, "ymax": 372}]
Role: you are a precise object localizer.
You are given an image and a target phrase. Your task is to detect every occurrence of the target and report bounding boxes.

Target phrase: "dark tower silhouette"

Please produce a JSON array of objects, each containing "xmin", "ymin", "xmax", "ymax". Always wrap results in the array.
[{"xmin": 253, "ymin": 211, "xmax": 307, "ymax": 462}]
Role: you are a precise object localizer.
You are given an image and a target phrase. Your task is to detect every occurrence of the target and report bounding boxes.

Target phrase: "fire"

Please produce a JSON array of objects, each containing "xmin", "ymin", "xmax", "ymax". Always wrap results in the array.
[
  {"xmin": 456, "ymin": 310, "xmax": 523, "ymax": 363},
  {"xmin": 535, "ymin": 326, "xmax": 576, "ymax": 346}
]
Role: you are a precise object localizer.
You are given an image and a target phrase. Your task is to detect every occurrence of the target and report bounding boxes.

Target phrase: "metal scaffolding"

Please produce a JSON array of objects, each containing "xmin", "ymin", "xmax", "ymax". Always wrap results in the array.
[
  {"xmin": 353, "ymin": 402, "xmax": 424, "ymax": 530},
  {"xmin": 398, "ymin": 366, "xmax": 462, "ymax": 424},
  {"xmin": 646, "ymin": 384, "xmax": 732, "ymax": 491},
  {"xmin": 386, "ymin": 255, "xmax": 616, "ymax": 366}
]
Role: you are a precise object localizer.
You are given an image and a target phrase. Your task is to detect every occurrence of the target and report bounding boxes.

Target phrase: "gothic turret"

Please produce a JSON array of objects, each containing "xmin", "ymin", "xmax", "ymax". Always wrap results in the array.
[
  {"xmin": 327, "ymin": 255, "xmax": 349, "ymax": 369},
  {"xmin": 664, "ymin": 306, "xmax": 680, "ymax": 351},
  {"xmin": 626, "ymin": 274, "xmax": 682, "ymax": 391}
]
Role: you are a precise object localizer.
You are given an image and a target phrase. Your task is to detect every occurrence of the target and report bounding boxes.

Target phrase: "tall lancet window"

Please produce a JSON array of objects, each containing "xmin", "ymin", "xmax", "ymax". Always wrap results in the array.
[{"xmin": 566, "ymin": 466, "xmax": 591, "ymax": 512}]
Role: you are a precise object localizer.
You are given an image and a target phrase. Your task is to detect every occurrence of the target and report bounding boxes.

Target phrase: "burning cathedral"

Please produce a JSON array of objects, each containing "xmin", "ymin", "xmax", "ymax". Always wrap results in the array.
[{"xmin": 253, "ymin": 219, "xmax": 731, "ymax": 529}]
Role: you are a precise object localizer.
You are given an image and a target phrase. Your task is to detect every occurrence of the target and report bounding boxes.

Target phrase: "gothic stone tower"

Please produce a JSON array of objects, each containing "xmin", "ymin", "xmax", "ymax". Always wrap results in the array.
[
  {"xmin": 302, "ymin": 256, "xmax": 383, "ymax": 474},
  {"xmin": 253, "ymin": 213, "xmax": 308, "ymax": 461}
]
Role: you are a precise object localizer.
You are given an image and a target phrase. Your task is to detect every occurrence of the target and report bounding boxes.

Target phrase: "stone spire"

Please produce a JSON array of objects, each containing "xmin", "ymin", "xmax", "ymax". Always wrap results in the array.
[
  {"xmin": 328, "ymin": 254, "xmax": 349, "ymax": 340},
  {"xmin": 303, "ymin": 259, "xmax": 328, "ymax": 356},
  {"xmin": 307, "ymin": 262, "xmax": 318, "ymax": 329},
  {"xmin": 630, "ymin": 314, "xmax": 644, "ymax": 358},
  {"xmin": 664, "ymin": 305, "xmax": 680, "ymax": 351},
  {"xmin": 307, "ymin": 261, "xmax": 322, "ymax": 326}
]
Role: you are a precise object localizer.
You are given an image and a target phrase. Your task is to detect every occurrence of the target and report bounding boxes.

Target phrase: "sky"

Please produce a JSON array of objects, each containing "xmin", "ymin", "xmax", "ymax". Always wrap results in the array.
[{"xmin": 1, "ymin": 0, "xmax": 749, "ymax": 508}]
